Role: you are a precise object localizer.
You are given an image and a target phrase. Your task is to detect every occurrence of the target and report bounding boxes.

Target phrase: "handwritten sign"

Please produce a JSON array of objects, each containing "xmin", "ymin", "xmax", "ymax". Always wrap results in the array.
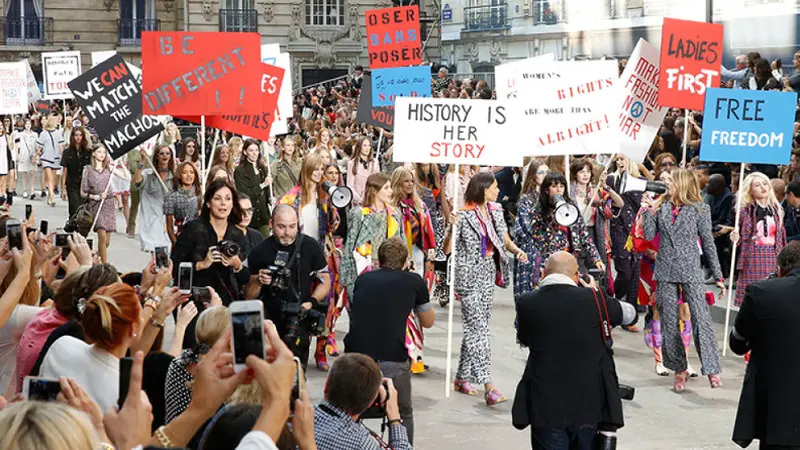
[
  {"xmin": 35, "ymin": 100, "xmax": 51, "ymax": 115},
  {"xmin": 658, "ymin": 18, "xmax": 724, "ymax": 110},
  {"xmin": 700, "ymin": 88, "xmax": 796, "ymax": 165},
  {"xmin": 495, "ymin": 53, "xmax": 555, "ymax": 100},
  {"xmin": 261, "ymin": 44, "xmax": 291, "ymax": 136},
  {"xmin": 366, "ymin": 5, "xmax": 422, "ymax": 69},
  {"xmin": 356, "ymin": 73, "xmax": 394, "ymax": 131},
  {"xmin": 393, "ymin": 97, "xmax": 522, "ymax": 166},
  {"xmin": 371, "ymin": 65, "xmax": 431, "ymax": 107},
  {"xmin": 41, "ymin": 51, "xmax": 81, "ymax": 99},
  {"xmin": 23, "ymin": 60, "xmax": 41, "ymax": 103},
  {"xmin": 0, "ymin": 62, "xmax": 27, "ymax": 114},
  {"xmin": 141, "ymin": 31, "xmax": 262, "ymax": 115},
  {"xmin": 615, "ymin": 39, "xmax": 669, "ymax": 163},
  {"xmin": 69, "ymin": 54, "xmax": 164, "ymax": 159}
]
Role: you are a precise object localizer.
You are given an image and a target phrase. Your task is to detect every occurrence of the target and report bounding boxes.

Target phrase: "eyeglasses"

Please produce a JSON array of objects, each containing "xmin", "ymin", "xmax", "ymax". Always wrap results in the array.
[{"xmin": 242, "ymin": 207, "xmax": 254, "ymax": 215}]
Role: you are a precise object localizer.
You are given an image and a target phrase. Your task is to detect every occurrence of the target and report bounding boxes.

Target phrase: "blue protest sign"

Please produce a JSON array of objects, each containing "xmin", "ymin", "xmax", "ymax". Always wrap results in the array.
[
  {"xmin": 700, "ymin": 88, "xmax": 796, "ymax": 165},
  {"xmin": 371, "ymin": 65, "xmax": 431, "ymax": 107}
]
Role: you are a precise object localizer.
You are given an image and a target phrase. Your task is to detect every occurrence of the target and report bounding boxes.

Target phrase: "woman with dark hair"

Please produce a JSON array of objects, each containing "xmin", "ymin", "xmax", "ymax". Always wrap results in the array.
[
  {"xmin": 164, "ymin": 161, "xmax": 202, "ymax": 244},
  {"xmin": 59, "ymin": 126, "xmax": 91, "ymax": 216},
  {"xmin": 513, "ymin": 159, "xmax": 550, "ymax": 295},
  {"xmin": 449, "ymin": 171, "xmax": 526, "ymax": 406},
  {"xmin": 132, "ymin": 144, "xmax": 174, "ymax": 252},
  {"xmin": 234, "ymin": 139, "xmax": 271, "ymax": 236},
  {"xmin": 415, "ymin": 163, "xmax": 450, "ymax": 305},
  {"xmin": 754, "ymin": 58, "xmax": 781, "ymax": 91},
  {"xmin": 171, "ymin": 178, "xmax": 247, "ymax": 307},
  {"xmin": 178, "ymin": 137, "xmax": 200, "ymax": 164},
  {"xmin": 346, "ymin": 137, "xmax": 380, "ymax": 205},
  {"xmin": 210, "ymin": 143, "xmax": 235, "ymax": 181}
]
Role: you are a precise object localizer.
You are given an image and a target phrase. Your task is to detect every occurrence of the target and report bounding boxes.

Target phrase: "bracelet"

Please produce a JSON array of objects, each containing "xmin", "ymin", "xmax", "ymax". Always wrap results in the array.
[
  {"xmin": 95, "ymin": 443, "xmax": 114, "ymax": 450},
  {"xmin": 387, "ymin": 418, "xmax": 403, "ymax": 425},
  {"xmin": 148, "ymin": 317, "xmax": 165, "ymax": 329},
  {"xmin": 155, "ymin": 425, "xmax": 173, "ymax": 447}
]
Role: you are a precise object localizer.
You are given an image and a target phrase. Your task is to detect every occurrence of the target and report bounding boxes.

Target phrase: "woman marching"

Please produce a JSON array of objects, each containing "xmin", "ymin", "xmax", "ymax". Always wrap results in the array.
[
  {"xmin": 59, "ymin": 127, "xmax": 92, "ymax": 217},
  {"xmin": 415, "ymin": 163, "xmax": 450, "ymax": 306},
  {"xmin": 164, "ymin": 162, "xmax": 202, "ymax": 245},
  {"xmin": 80, "ymin": 145, "xmax": 117, "ymax": 263},
  {"xmin": 234, "ymin": 139, "xmax": 272, "ymax": 236},
  {"xmin": 132, "ymin": 144, "xmax": 174, "ymax": 252},
  {"xmin": 270, "ymin": 135, "xmax": 302, "ymax": 203},
  {"xmin": 513, "ymin": 159, "xmax": 550, "ymax": 295},
  {"xmin": 16, "ymin": 119, "xmax": 38, "ymax": 199},
  {"xmin": 346, "ymin": 137, "xmax": 380, "ymax": 206},
  {"xmin": 641, "ymin": 168, "xmax": 726, "ymax": 392},
  {"xmin": 35, "ymin": 115, "xmax": 65, "ymax": 207},
  {"xmin": 0, "ymin": 120, "xmax": 14, "ymax": 206}
]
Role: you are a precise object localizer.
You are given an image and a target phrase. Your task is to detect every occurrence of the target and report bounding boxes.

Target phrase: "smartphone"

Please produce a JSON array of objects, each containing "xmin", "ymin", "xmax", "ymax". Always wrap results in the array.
[
  {"xmin": 22, "ymin": 376, "xmax": 61, "ymax": 401},
  {"xmin": 54, "ymin": 232, "xmax": 69, "ymax": 248},
  {"xmin": 86, "ymin": 238, "xmax": 93, "ymax": 250},
  {"xmin": 6, "ymin": 219, "xmax": 23, "ymax": 251},
  {"xmin": 229, "ymin": 300, "xmax": 265, "ymax": 372},
  {"xmin": 40, "ymin": 220, "xmax": 48, "ymax": 235},
  {"xmin": 177, "ymin": 262, "xmax": 193, "ymax": 294},
  {"xmin": 291, "ymin": 356, "xmax": 303, "ymax": 413},
  {"xmin": 154, "ymin": 246, "xmax": 169, "ymax": 269},
  {"xmin": 191, "ymin": 287, "xmax": 211, "ymax": 312},
  {"xmin": 118, "ymin": 357, "xmax": 133, "ymax": 409},
  {"xmin": 25, "ymin": 204, "xmax": 32, "ymax": 220}
]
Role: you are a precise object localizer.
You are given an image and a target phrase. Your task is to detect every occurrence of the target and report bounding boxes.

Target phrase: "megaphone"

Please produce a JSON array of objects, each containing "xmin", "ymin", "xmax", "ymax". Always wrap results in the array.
[
  {"xmin": 620, "ymin": 174, "xmax": 667, "ymax": 195},
  {"xmin": 552, "ymin": 194, "xmax": 580, "ymax": 227},
  {"xmin": 322, "ymin": 181, "xmax": 353, "ymax": 208}
]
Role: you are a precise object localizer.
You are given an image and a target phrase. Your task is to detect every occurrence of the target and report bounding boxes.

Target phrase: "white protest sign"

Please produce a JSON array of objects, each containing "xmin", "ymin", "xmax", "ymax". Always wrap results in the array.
[
  {"xmin": 41, "ymin": 51, "xmax": 82, "ymax": 99},
  {"xmin": 509, "ymin": 60, "xmax": 620, "ymax": 156},
  {"xmin": 92, "ymin": 51, "xmax": 143, "ymax": 84},
  {"xmin": 393, "ymin": 97, "xmax": 522, "ymax": 166},
  {"xmin": 261, "ymin": 44, "xmax": 291, "ymax": 136},
  {"xmin": 615, "ymin": 39, "xmax": 669, "ymax": 163},
  {"xmin": 23, "ymin": 60, "xmax": 41, "ymax": 103},
  {"xmin": 495, "ymin": 53, "xmax": 555, "ymax": 100},
  {"xmin": 0, "ymin": 62, "xmax": 28, "ymax": 114}
]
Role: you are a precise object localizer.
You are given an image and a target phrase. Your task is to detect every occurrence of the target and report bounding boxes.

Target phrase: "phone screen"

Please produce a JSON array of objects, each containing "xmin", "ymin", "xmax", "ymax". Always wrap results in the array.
[
  {"xmin": 86, "ymin": 238, "xmax": 94, "ymax": 250},
  {"xmin": 25, "ymin": 204, "xmax": 32, "ymax": 220},
  {"xmin": 40, "ymin": 220, "xmax": 48, "ymax": 235},
  {"xmin": 178, "ymin": 265, "xmax": 192, "ymax": 291},
  {"xmin": 155, "ymin": 246, "xmax": 169, "ymax": 269},
  {"xmin": 191, "ymin": 287, "xmax": 211, "ymax": 312},
  {"xmin": 7, "ymin": 221, "xmax": 23, "ymax": 251},
  {"xmin": 25, "ymin": 377, "xmax": 61, "ymax": 401},
  {"xmin": 291, "ymin": 357, "xmax": 301, "ymax": 412},
  {"xmin": 54, "ymin": 233, "xmax": 69, "ymax": 247},
  {"xmin": 231, "ymin": 310, "xmax": 264, "ymax": 364},
  {"xmin": 118, "ymin": 357, "xmax": 133, "ymax": 409}
]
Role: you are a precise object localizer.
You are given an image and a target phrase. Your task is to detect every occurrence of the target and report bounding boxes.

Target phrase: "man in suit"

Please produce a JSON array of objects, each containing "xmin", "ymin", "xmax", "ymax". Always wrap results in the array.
[
  {"xmin": 730, "ymin": 241, "xmax": 800, "ymax": 449},
  {"xmin": 512, "ymin": 252, "xmax": 637, "ymax": 450}
]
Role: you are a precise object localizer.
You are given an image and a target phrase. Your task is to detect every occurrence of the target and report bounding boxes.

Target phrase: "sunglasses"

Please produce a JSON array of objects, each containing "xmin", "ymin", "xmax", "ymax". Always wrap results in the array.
[{"xmin": 660, "ymin": 161, "xmax": 676, "ymax": 168}]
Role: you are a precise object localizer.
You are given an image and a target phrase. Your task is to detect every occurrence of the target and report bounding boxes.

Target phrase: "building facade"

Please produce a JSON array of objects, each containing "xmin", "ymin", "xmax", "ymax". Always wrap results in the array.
[
  {"xmin": 0, "ymin": 0, "xmax": 441, "ymax": 92},
  {"xmin": 440, "ymin": 0, "xmax": 800, "ymax": 84}
]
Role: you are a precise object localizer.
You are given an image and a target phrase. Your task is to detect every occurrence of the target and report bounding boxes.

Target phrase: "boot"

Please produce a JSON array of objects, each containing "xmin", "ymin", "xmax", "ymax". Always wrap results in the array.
[
  {"xmin": 326, "ymin": 332, "xmax": 339, "ymax": 357},
  {"xmin": 314, "ymin": 338, "xmax": 329, "ymax": 371}
]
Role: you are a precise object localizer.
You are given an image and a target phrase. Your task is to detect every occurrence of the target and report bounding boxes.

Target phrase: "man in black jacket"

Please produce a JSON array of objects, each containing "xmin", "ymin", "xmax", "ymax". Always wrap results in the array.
[
  {"xmin": 783, "ymin": 180, "xmax": 800, "ymax": 242},
  {"xmin": 512, "ymin": 252, "xmax": 636, "ymax": 449},
  {"xmin": 730, "ymin": 241, "xmax": 800, "ymax": 449}
]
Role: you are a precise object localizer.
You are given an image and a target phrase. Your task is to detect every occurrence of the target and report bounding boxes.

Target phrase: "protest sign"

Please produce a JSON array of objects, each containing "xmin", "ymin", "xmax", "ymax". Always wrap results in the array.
[
  {"xmin": 23, "ymin": 60, "xmax": 41, "ymax": 103},
  {"xmin": 41, "ymin": 51, "xmax": 81, "ymax": 99},
  {"xmin": 495, "ymin": 53, "xmax": 555, "ymax": 100},
  {"xmin": 261, "ymin": 44, "xmax": 292, "ymax": 136},
  {"xmin": 141, "ymin": 31, "xmax": 262, "ymax": 116},
  {"xmin": 35, "ymin": 100, "xmax": 51, "ymax": 115},
  {"xmin": 0, "ymin": 62, "xmax": 28, "ymax": 114},
  {"xmin": 366, "ymin": 5, "xmax": 422, "ymax": 69},
  {"xmin": 371, "ymin": 65, "xmax": 431, "ymax": 107},
  {"xmin": 615, "ymin": 39, "xmax": 669, "ymax": 162},
  {"xmin": 180, "ymin": 63, "xmax": 285, "ymax": 140},
  {"xmin": 68, "ymin": 54, "xmax": 164, "ymax": 159},
  {"xmin": 658, "ymin": 18, "xmax": 724, "ymax": 110},
  {"xmin": 699, "ymin": 88, "xmax": 795, "ymax": 165},
  {"xmin": 357, "ymin": 73, "xmax": 394, "ymax": 131},
  {"xmin": 393, "ymin": 97, "xmax": 522, "ymax": 166}
]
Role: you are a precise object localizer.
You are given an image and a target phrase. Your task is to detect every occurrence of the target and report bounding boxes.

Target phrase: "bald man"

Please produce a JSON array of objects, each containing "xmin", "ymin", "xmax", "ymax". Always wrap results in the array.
[{"xmin": 512, "ymin": 252, "xmax": 636, "ymax": 449}]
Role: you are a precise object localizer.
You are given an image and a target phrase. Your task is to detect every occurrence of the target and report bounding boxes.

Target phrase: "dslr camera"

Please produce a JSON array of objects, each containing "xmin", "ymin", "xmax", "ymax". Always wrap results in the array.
[
  {"xmin": 281, "ymin": 302, "xmax": 327, "ymax": 352},
  {"xmin": 218, "ymin": 240, "xmax": 240, "ymax": 258},
  {"xmin": 360, "ymin": 380, "xmax": 390, "ymax": 419},
  {"xmin": 266, "ymin": 251, "xmax": 291, "ymax": 293}
]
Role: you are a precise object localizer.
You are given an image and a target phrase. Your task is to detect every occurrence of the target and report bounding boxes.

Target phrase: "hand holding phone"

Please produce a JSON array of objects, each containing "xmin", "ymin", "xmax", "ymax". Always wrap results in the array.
[
  {"xmin": 6, "ymin": 219, "xmax": 23, "ymax": 251},
  {"xmin": 118, "ymin": 357, "xmax": 133, "ymax": 409},
  {"xmin": 178, "ymin": 262, "xmax": 193, "ymax": 294},
  {"xmin": 23, "ymin": 376, "xmax": 61, "ymax": 401},
  {"xmin": 230, "ymin": 300, "xmax": 266, "ymax": 372}
]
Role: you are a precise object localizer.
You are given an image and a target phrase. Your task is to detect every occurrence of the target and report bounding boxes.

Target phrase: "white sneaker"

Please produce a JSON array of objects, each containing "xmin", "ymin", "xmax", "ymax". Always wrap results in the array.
[
  {"xmin": 655, "ymin": 363, "xmax": 670, "ymax": 376},
  {"xmin": 687, "ymin": 364, "xmax": 699, "ymax": 378},
  {"xmin": 22, "ymin": 191, "xmax": 28, "ymax": 198}
]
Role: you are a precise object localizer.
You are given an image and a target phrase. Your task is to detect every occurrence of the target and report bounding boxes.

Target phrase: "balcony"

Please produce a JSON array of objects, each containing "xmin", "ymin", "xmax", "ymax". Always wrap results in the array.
[
  {"xmin": 1, "ymin": 16, "xmax": 53, "ymax": 46},
  {"xmin": 117, "ymin": 18, "xmax": 160, "ymax": 46},
  {"xmin": 219, "ymin": 9, "xmax": 258, "ymax": 32},
  {"xmin": 533, "ymin": 0, "xmax": 566, "ymax": 25},
  {"xmin": 463, "ymin": 3, "xmax": 509, "ymax": 32}
]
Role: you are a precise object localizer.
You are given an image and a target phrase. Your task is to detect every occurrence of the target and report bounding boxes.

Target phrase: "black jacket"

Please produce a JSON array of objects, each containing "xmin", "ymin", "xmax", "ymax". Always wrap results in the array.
[
  {"xmin": 512, "ymin": 283, "xmax": 624, "ymax": 430},
  {"xmin": 730, "ymin": 269, "xmax": 800, "ymax": 448}
]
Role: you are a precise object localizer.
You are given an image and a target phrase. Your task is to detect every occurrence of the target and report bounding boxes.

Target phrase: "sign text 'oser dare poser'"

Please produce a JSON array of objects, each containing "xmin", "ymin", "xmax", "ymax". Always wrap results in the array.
[
  {"xmin": 393, "ymin": 97, "xmax": 522, "ymax": 166},
  {"xmin": 700, "ymin": 88, "xmax": 796, "ymax": 165},
  {"xmin": 366, "ymin": 5, "xmax": 422, "ymax": 69}
]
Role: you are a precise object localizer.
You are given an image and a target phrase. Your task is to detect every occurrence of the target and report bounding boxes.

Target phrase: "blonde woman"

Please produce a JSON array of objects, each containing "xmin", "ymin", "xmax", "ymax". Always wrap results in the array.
[
  {"xmin": 0, "ymin": 402, "xmax": 102, "ymax": 450},
  {"xmin": 641, "ymin": 169, "xmax": 725, "ymax": 392},
  {"xmin": 731, "ymin": 172, "xmax": 786, "ymax": 307},
  {"xmin": 34, "ymin": 115, "xmax": 65, "ymax": 206},
  {"xmin": 161, "ymin": 121, "xmax": 182, "ymax": 154},
  {"xmin": 271, "ymin": 135, "xmax": 302, "ymax": 202},
  {"xmin": 229, "ymin": 136, "xmax": 244, "ymax": 166},
  {"xmin": 347, "ymin": 137, "xmax": 380, "ymax": 205}
]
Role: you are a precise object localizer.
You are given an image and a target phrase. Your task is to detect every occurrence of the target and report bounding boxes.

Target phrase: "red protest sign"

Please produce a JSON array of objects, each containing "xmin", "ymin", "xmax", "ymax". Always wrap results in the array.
[
  {"xmin": 141, "ymin": 31, "xmax": 262, "ymax": 116},
  {"xmin": 180, "ymin": 63, "xmax": 285, "ymax": 140},
  {"xmin": 366, "ymin": 5, "xmax": 422, "ymax": 69},
  {"xmin": 658, "ymin": 18, "xmax": 724, "ymax": 110}
]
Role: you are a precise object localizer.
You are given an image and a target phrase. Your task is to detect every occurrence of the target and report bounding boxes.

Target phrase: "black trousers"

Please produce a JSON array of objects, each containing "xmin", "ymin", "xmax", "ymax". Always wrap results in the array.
[
  {"xmin": 613, "ymin": 254, "xmax": 640, "ymax": 305},
  {"xmin": 67, "ymin": 185, "xmax": 83, "ymax": 218},
  {"xmin": 378, "ymin": 361, "xmax": 414, "ymax": 445},
  {"xmin": 531, "ymin": 425, "xmax": 597, "ymax": 450}
]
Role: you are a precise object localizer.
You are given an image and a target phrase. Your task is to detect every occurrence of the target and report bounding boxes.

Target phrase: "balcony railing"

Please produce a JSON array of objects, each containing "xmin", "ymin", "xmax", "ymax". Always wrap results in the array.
[
  {"xmin": 533, "ymin": 0, "xmax": 566, "ymax": 25},
  {"xmin": 117, "ymin": 18, "xmax": 160, "ymax": 46},
  {"xmin": 463, "ymin": 3, "xmax": 509, "ymax": 31},
  {"xmin": 1, "ymin": 16, "xmax": 53, "ymax": 46},
  {"xmin": 219, "ymin": 9, "xmax": 258, "ymax": 32}
]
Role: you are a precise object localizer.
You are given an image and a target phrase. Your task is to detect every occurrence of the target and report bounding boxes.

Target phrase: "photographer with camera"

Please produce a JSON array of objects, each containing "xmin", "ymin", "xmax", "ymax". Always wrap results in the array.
[
  {"xmin": 512, "ymin": 252, "xmax": 637, "ymax": 450},
  {"xmin": 244, "ymin": 204, "xmax": 331, "ymax": 371},
  {"xmin": 314, "ymin": 353, "xmax": 411, "ymax": 450}
]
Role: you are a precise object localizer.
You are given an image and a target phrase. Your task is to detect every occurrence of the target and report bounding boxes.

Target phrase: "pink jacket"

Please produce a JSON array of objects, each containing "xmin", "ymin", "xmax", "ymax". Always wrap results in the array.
[{"xmin": 346, "ymin": 158, "xmax": 380, "ymax": 205}]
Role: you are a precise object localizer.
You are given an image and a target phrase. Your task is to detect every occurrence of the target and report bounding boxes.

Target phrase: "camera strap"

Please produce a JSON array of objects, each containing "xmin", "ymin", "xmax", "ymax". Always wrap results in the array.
[
  {"xmin": 591, "ymin": 287, "xmax": 614, "ymax": 349},
  {"xmin": 285, "ymin": 233, "xmax": 304, "ymax": 301}
]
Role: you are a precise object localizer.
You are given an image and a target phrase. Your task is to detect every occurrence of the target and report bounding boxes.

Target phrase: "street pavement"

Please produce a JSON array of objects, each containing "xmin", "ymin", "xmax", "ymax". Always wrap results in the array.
[{"xmin": 8, "ymin": 196, "xmax": 748, "ymax": 450}]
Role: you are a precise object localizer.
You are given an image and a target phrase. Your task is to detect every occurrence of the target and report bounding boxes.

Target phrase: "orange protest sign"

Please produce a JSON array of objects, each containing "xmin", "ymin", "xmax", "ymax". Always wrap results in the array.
[
  {"xmin": 180, "ymin": 63, "xmax": 285, "ymax": 140},
  {"xmin": 658, "ymin": 18, "xmax": 724, "ymax": 110},
  {"xmin": 366, "ymin": 5, "xmax": 422, "ymax": 69},
  {"xmin": 141, "ymin": 31, "xmax": 262, "ymax": 116}
]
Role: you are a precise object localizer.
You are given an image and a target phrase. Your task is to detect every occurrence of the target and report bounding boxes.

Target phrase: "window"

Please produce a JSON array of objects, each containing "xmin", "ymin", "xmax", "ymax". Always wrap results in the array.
[
  {"xmin": 532, "ymin": 0, "xmax": 565, "ymax": 25},
  {"xmin": 220, "ymin": 0, "xmax": 257, "ymax": 32},
  {"xmin": 305, "ymin": 0, "xmax": 345, "ymax": 26},
  {"xmin": 119, "ymin": 0, "xmax": 157, "ymax": 45},
  {"xmin": 4, "ymin": 0, "xmax": 43, "ymax": 43}
]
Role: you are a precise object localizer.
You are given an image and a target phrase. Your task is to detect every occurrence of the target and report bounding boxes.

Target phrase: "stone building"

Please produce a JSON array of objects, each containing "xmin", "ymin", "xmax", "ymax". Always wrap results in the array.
[{"xmin": 0, "ymin": 0, "xmax": 440, "ymax": 91}]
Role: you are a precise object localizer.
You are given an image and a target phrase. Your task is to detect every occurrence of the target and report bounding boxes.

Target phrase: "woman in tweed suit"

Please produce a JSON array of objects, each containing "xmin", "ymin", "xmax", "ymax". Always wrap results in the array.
[
  {"xmin": 642, "ymin": 169, "xmax": 727, "ymax": 392},
  {"xmin": 448, "ymin": 171, "xmax": 527, "ymax": 406}
]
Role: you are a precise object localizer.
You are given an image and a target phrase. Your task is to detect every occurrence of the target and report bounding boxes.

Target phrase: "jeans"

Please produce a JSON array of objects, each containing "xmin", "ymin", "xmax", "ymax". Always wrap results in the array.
[
  {"xmin": 531, "ymin": 425, "xmax": 597, "ymax": 450},
  {"xmin": 379, "ymin": 361, "xmax": 414, "ymax": 445}
]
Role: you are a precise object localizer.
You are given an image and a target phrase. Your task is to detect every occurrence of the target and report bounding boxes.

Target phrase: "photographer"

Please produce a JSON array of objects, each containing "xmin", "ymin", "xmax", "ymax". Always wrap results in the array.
[
  {"xmin": 344, "ymin": 237, "xmax": 434, "ymax": 444},
  {"xmin": 512, "ymin": 252, "xmax": 636, "ymax": 449},
  {"xmin": 244, "ymin": 204, "xmax": 331, "ymax": 370},
  {"xmin": 314, "ymin": 354, "xmax": 411, "ymax": 450}
]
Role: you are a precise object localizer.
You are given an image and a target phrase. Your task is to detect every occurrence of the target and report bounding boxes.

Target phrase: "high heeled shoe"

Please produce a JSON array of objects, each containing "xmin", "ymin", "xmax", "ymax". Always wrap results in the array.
[
  {"xmin": 673, "ymin": 371, "xmax": 688, "ymax": 393},
  {"xmin": 708, "ymin": 374, "xmax": 722, "ymax": 388},
  {"xmin": 454, "ymin": 378, "xmax": 478, "ymax": 396}
]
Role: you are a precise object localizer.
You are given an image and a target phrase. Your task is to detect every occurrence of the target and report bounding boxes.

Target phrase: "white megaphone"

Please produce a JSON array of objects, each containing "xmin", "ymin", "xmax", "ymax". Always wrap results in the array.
[
  {"xmin": 552, "ymin": 194, "xmax": 580, "ymax": 227},
  {"xmin": 620, "ymin": 174, "xmax": 668, "ymax": 195},
  {"xmin": 322, "ymin": 181, "xmax": 353, "ymax": 208}
]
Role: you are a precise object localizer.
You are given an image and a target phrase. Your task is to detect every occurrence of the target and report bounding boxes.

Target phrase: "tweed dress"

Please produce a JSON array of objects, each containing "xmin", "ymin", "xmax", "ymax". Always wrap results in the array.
[{"xmin": 735, "ymin": 204, "xmax": 786, "ymax": 306}]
